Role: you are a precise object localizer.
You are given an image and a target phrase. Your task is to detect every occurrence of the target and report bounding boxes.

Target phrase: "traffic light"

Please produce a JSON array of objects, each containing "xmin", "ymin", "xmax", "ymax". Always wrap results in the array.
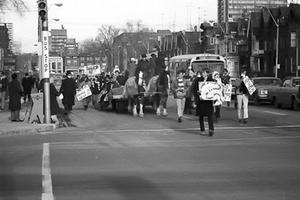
[{"xmin": 38, "ymin": 0, "xmax": 47, "ymax": 21}]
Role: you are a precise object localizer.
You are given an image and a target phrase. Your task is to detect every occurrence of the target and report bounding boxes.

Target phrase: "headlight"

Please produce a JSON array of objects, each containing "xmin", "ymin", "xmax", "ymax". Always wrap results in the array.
[{"xmin": 259, "ymin": 89, "xmax": 268, "ymax": 95}]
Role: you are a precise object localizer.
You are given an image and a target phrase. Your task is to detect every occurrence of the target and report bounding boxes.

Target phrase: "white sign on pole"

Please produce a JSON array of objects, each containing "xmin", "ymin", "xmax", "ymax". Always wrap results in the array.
[{"xmin": 42, "ymin": 31, "xmax": 49, "ymax": 79}]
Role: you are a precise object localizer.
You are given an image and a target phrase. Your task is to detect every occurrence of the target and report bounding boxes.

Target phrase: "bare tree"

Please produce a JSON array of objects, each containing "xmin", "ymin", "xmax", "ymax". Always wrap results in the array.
[
  {"xmin": 95, "ymin": 25, "xmax": 120, "ymax": 68},
  {"xmin": 0, "ymin": 0, "xmax": 28, "ymax": 14}
]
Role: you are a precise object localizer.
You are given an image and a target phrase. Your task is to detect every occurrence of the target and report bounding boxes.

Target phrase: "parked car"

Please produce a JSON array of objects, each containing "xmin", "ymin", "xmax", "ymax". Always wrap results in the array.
[
  {"xmin": 272, "ymin": 77, "xmax": 300, "ymax": 110},
  {"xmin": 249, "ymin": 77, "xmax": 282, "ymax": 105}
]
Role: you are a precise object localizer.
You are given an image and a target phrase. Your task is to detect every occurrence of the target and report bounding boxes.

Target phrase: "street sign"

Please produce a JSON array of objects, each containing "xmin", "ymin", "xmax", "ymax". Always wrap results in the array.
[{"xmin": 42, "ymin": 31, "xmax": 49, "ymax": 78}]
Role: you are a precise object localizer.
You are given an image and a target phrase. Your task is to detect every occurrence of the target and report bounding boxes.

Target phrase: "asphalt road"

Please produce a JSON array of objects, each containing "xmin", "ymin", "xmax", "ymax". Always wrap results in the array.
[{"xmin": 1, "ymin": 99, "xmax": 300, "ymax": 200}]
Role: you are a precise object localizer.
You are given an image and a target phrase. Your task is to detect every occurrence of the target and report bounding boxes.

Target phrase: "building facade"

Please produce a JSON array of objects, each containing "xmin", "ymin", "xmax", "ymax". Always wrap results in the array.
[
  {"xmin": 50, "ymin": 27, "xmax": 67, "ymax": 56},
  {"xmin": 218, "ymin": 0, "xmax": 288, "ymax": 23},
  {"xmin": 64, "ymin": 38, "xmax": 78, "ymax": 56},
  {"xmin": 49, "ymin": 56, "xmax": 63, "ymax": 74}
]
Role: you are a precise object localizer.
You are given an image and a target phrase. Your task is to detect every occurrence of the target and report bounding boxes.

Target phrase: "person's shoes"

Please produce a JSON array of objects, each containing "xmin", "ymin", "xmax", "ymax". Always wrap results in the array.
[
  {"xmin": 156, "ymin": 108, "xmax": 161, "ymax": 116},
  {"xmin": 200, "ymin": 131, "xmax": 207, "ymax": 136},
  {"xmin": 208, "ymin": 130, "xmax": 214, "ymax": 137},
  {"xmin": 84, "ymin": 105, "xmax": 88, "ymax": 110},
  {"xmin": 238, "ymin": 119, "xmax": 243, "ymax": 125},
  {"xmin": 177, "ymin": 117, "xmax": 182, "ymax": 123},
  {"xmin": 243, "ymin": 118, "xmax": 248, "ymax": 124},
  {"xmin": 162, "ymin": 109, "xmax": 168, "ymax": 116}
]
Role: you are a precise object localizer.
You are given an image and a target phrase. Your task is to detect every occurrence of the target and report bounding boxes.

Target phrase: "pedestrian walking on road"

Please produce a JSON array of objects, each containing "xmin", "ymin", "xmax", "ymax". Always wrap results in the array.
[
  {"xmin": 59, "ymin": 71, "xmax": 77, "ymax": 113},
  {"xmin": 212, "ymin": 71, "xmax": 222, "ymax": 123},
  {"xmin": 8, "ymin": 73, "xmax": 23, "ymax": 122},
  {"xmin": 171, "ymin": 70, "xmax": 189, "ymax": 123},
  {"xmin": 21, "ymin": 73, "xmax": 34, "ymax": 102},
  {"xmin": 235, "ymin": 69, "xmax": 250, "ymax": 124},
  {"xmin": 193, "ymin": 69, "xmax": 214, "ymax": 136},
  {"xmin": 78, "ymin": 75, "xmax": 92, "ymax": 110},
  {"xmin": 0, "ymin": 71, "xmax": 8, "ymax": 111}
]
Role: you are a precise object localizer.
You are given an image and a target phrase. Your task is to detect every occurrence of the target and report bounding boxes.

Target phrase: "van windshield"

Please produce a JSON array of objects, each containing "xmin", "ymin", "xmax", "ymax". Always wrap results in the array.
[{"xmin": 191, "ymin": 61, "xmax": 225, "ymax": 73}]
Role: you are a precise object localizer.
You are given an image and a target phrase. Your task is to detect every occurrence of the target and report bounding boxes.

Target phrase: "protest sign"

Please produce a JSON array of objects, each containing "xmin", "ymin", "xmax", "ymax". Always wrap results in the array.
[
  {"xmin": 76, "ymin": 85, "xmax": 92, "ymax": 101},
  {"xmin": 223, "ymin": 84, "xmax": 232, "ymax": 102},
  {"xmin": 243, "ymin": 76, "xmax": 256, "ymax": 95},
  {"xmin": 198, "ymin": 81, "xmax": 223, "ymax": 101}
]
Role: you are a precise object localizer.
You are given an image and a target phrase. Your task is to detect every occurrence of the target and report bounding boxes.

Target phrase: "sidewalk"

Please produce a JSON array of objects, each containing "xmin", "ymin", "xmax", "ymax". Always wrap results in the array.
[{"xmin": 0, "ymin": 101, "xmax": 55, "ymax": 136}]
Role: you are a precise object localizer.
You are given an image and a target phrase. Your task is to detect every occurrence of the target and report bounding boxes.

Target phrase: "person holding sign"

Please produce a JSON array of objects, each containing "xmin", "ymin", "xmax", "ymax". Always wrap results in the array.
[
  {"xmin": 193, "ymin": 69, "xmax": 215, "ymax": 136},
  {"xmin": 235, "ymin": 69, "xmax": 250, "ymax": 124}
]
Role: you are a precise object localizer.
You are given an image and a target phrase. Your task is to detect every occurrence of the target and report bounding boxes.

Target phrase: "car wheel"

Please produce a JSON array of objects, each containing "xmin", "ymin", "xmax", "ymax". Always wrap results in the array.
[
  {"xmin": 274, "ymin": 98, "xmax": 281, "ymax": 108},
  {"xmin": 254, "ymin": 96, "xmax": 260, "ymax": 105},
  {"xmin": 291, "ymin": 98, "xmax": 299, "ymax": 110}
]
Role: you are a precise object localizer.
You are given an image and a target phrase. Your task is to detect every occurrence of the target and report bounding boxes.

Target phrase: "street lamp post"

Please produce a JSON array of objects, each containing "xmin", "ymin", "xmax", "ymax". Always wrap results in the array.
[{"xmin": 258, "ymin": 6, "xmax": 279, "ymax": 78}]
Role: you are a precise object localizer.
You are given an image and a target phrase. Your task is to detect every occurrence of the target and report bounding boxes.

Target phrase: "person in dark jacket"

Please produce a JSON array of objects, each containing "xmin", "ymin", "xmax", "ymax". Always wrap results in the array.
[
  {"xmin": 8, "ymin": 73, "xmax": 23, "ymax": 122},
  {"xmin": 136, "ymin": 54, "xmax": 151, "ymax": 84},
  {"xmin": 22, "ymin": 73, "xmax": 34, "ymax": 102},
  {"xmin": 0, "ymin": 71, "xmax": 9, "ymax": 110},
  {"xmin": 59, "ymin": 71, "xmax": 77, "ymax": 112},
  {"xmin": 193, "ymin": 69, "xmax": 215, "ymax": 136},
  {"xmin": 191, "ymin": 71, "xmax": 202, "ymax": 116}
]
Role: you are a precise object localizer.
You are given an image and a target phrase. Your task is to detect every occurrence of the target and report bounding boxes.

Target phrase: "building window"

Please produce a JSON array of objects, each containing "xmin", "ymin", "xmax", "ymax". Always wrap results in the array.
[{"xmin": 210, "ymin": 37, "xmax": 215, "ymax": 45}]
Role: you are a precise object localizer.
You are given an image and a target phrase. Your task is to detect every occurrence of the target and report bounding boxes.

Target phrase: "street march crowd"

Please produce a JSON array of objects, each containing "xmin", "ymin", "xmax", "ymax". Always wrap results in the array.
[{"xmin": 0, "ymin": 53, "xmax": 254, "ymax": 137}]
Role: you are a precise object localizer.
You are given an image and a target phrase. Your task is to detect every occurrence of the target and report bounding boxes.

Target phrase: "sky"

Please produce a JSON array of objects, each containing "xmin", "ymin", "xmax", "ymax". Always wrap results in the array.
[{"xmin": 2, "ymin": 0, "xmax": 216, "ymax": 53}]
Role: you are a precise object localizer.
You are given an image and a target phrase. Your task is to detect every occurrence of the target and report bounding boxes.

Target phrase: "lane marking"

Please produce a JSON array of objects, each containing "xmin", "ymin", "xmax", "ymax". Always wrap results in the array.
[
  {"xmin": 263, "ymin": 111, "xmax": 289, "ymax": 116},
  {"xmin": 50, "ymin": 135, "xmax": 300, "ymax": 149},
  {"xmin": 87, "ymin": 124, "xmax": 300, "ymax": 134},
  {"xmin": 42, "ymin": 143, "xmax": 54, "ymax": 200}
]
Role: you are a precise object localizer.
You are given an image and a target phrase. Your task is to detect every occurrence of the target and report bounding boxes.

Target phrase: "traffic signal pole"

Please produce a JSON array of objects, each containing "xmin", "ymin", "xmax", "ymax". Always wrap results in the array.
[
  {"xmin": 42, "ymin": 21, "xmax": 51, "ymax": 124},
  {"xmin": 38, "ymin": 0, "xmax": 51, "ymax": 124}
]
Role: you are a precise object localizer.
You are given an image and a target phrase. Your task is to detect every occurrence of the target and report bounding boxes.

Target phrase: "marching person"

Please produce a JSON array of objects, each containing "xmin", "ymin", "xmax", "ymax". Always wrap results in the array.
[
  {"xmin": 221, "ymin": 68, "xmax": 231, "ymax": 107},
  {"xmin": 212, "ymin": 71, "xmax": 222, "ymax": 123},
  {"xmin": 193, "ymin": 69, "xmax": 215, "ymax": 136},
  {"xmin": 59, "ymin": 71, "xmax": 77, "ymax": 113},
  {"xmin": 235, "ymin": 68, "xmax": 250, "ymax": 124},
  {"xmin": 8, "ymin": 73, "xmax": 23, "ymax": 122},
  {"xmin": 191, "ymin": 71, "xmax": 202, "ymax": 116},
  {"xmin": 171, "ymin": 70, "xmax": 189, "ymax": 123},
  {"xmin": 21, "ymin": 72, "xmax": 34, "ymax": 103},
  {"xmin": 0, "ymin": 71, "xmax": 8, "ymax": 111},
  {"xmin": 78, "ymin": 74, "xmax": 92, "ymax": 110}
]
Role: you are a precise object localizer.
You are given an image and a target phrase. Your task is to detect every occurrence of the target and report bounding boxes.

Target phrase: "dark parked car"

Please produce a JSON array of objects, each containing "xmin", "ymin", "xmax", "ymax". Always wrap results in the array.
[{"xmin": 249, "ymin": 77, "xmax": 282, "ymax": 105}]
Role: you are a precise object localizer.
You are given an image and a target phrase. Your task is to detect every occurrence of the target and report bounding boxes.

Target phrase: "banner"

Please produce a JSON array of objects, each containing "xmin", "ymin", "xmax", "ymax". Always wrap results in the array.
[
  {"xmin": 76, "ymin": 85, "xmax": 92, "ymax": 101},
  {"xmin": 243, "ymin": 76, "xmax": 256, "ymax": 95},
  {"xmin": 198, "ymin": 81, "xmax": 223, "ymax": 101},
  {"xmin": 223, "ymin": 84, "xmax": 232, "ymax": 102}
]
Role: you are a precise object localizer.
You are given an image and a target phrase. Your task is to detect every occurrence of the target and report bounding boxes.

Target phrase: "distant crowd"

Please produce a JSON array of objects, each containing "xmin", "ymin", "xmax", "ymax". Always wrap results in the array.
[{"xmin": 0, "ymin": 53, "xmax": 252, "ymax": 136}]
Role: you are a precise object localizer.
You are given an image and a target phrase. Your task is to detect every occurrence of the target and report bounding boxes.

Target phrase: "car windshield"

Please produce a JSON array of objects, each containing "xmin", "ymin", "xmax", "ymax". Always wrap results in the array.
[
  {"xmin": 292, "ymin": 78, "xmax": 300, "ymax": 86},
  {"xmin": 191, "ymin": 61, "xmax": 224, "ymax": 73},
  {"xmin": 253, "ymin": 78, "xmax": 281, "ymax": 86}
]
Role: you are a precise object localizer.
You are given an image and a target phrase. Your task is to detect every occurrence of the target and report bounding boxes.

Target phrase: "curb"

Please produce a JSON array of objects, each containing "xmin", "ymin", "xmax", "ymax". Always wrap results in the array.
[{"xmin": 0, "ymin": 124, "xmax": 56, "ymax": 136}]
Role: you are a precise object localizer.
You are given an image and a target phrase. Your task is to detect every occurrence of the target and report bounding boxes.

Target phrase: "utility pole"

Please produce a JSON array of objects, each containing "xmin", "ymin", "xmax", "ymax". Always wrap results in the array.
[{"xmin": 38, "ymin": 0, "xmax": 51, "ymax": 123}]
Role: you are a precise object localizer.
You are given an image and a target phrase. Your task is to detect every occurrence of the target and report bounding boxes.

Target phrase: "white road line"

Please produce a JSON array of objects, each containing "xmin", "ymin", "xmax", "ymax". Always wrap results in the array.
[
  {"xmin": 263, "ymin": 111, "xmax": 289, "ymax": 116},
  {"xmin": 42, "ymin": 143, "xmax": 54, "ymax": 200},
  {"xmin": 85, "ymin": 124, "xmax": 300, "ymax": 134}
]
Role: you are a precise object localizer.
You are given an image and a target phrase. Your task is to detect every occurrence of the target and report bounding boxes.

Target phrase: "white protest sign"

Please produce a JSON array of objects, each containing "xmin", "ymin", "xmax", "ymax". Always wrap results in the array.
[
  {"xmin": 76, "ymin": 85, "xmax": 92, "ymax": 101},
  {"xmin": 243, "ymin": 76, "xmax": 256, "ymax": 95},
  {"xmin": 223, "ymin": 84, "xmax": 232, "ymax": 102},
  {"xmin": 198, "ymin": 81, "xmax": 223, "ymax": 102}
]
